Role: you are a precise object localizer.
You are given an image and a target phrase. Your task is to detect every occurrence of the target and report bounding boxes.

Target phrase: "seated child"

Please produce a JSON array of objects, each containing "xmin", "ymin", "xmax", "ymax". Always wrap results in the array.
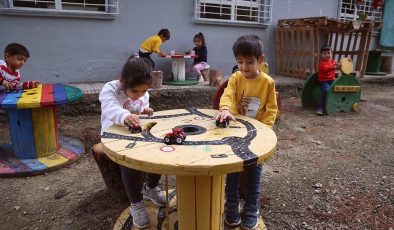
[
  {"xmin": 214, "ymin": 35, "xmax": 278, "ymax": 230},
  {"xmin": 138, "ymin": 28, "xmax": 170, "ymax": 69},
  {"xmin": 185, "ymin": 32, "xmax": 209, "ymax": 83},
  {"xmin": 316, "ymin": 45, "xmax": 341, "ymax": 115},
  {"xmin": 94, "ymin": 56, "xmax": 165, "ymax": 229},
  {"xmin": 0, "ymin": 43, "xmax": 39, "ymax": 92}
]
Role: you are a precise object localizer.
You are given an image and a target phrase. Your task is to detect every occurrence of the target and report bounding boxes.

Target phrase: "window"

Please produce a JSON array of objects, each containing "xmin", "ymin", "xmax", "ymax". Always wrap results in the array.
[
  {"xmin": 3, "ymin": 0, "xmax": 118, "ymax": 15},
  {"xmin": 338, "ymin": 0, "xmax": 383, "ymax": 34},
  {"xmin": 194, "ymin": 0, "xmax": 272, "ymax": 26}
]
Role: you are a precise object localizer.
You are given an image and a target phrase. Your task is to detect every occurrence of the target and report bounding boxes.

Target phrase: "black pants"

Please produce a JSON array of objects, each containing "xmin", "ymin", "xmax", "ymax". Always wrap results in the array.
[
  {"xmin": 119, "ymin": 165, "xmax": 161, "ymax": 203},
  {"xmin": 138, "ymin": 51, "xmax": 155, "ymax": 69}
]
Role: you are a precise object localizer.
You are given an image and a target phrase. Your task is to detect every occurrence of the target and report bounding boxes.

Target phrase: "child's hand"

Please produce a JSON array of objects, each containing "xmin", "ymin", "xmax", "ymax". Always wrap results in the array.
[
  {"xmin": 124, "ymin": 114, "xmax": 140, "ymax": 127},
  {"xmin": 214, "ymin": 109, "xmax": 236, "ymax": 123},
  {"xmin": 22, "ymin": 81, "xmax": 41, "ymax": 89},
  {"xmin": 33, "ymin": 81, "xmax": 40, "ymax": 88},
  {"xmin": 1, "ymin": 80, "xmax": 13, "ymax": 91},
  {"xmin": 335, "ymin": 62, "xmax": 342, "ymax": 70},
  {"xmin": 185, "ymin": 50, "xmax": 191, "ymax": 55},
  {"xmin": 237, "ymin": 90, "xmax": 251, "ymax": 115},
  {"xmin": 142, "ymin": 108, "xmax": 154, "ymax": 116}
]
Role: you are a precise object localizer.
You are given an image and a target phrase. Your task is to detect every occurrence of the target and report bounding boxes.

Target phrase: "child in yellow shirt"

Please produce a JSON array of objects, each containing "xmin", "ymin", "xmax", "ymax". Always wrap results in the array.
[
  {"xmin": 138, "ymin": 29, "xmax": 170, "ymax": 69},
  {"xmin": 214, "ymin": 35, "xmax": 277, "ymax": 229}
]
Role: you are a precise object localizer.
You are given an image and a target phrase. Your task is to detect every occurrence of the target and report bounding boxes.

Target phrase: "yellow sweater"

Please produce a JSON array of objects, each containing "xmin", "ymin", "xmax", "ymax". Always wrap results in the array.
[
  {"xmin": 140, "ymin": 35, "xmax": 162, "ymax": 54},
  {"xmin": 219, "ymin": 71, "xmax": 278, "ymax": 128}
]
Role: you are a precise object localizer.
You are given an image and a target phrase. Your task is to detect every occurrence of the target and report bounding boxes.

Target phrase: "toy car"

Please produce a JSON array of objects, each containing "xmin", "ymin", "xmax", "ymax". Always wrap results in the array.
[
  {"xmin": 216, "ymin": 118, "xmax": 230, "ymax": 128},
  {"xmin": 129, "ymin": 125, "xmax": 142, "ymax": 133},
  {"xmin": 164, "ymin": 127, "xmax": 186, "ymax": 145}
]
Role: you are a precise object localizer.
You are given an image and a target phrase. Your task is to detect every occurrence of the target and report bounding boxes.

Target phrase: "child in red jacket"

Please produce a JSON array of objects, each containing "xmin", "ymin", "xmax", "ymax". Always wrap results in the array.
[
  {"xmin": 316, "ymin": 45, "xmax": 341, "ymax": 115},
  {"xmin": 0, "ymin": 43, "xmax": 39, "ymax": 92}
]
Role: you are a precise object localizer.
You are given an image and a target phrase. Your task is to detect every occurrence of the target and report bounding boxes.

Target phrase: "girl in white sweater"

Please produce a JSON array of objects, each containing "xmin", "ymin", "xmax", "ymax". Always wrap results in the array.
[{"xmin": 93, "ymin": 56, "xmax": 165, "ymax": 229}]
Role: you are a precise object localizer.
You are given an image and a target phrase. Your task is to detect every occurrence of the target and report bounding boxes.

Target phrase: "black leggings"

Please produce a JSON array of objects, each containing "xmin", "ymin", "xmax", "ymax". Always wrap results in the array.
[
  {"xmin": 138, "ymin": 51, "xmax": 155, "ymax": 69},
  {"xmin": 119, "ymin": 165, "xmax": 161, "ymax": 203}
]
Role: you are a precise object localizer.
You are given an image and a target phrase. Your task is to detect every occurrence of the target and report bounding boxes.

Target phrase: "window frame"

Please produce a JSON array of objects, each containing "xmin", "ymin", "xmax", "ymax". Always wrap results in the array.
[
  {"xmin": 1, "ymin": 0, "xmax": 118, "ymax": 19},
  {"xmin": 194, "ymin": 0, "xmax": 272, "ymax": 27},
  {"xmin": 337, "ymin": 0, "xmax": 383, "ymax": 35}
]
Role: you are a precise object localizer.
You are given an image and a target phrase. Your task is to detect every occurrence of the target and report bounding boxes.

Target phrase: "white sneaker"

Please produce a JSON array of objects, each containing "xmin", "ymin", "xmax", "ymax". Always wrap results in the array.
[
  {"xmin": 130, "ymin": 201, "xmax": 150, "ymax": 229},
  {"xmin": 141, "ymin": 182, "xmax": 167, "ymax": 207}
]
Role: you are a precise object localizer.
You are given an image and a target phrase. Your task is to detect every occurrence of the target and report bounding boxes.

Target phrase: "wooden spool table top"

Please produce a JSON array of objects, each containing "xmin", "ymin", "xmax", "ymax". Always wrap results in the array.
[
  {"xmin": 159, "ymin": 54, "xmax": 198, "ymax": 59},
  {"xmin": 0, "ymin": 83, "xmax": 83, "ymax": 109},
  {"xmin": 101, "ymin": 108, "xmax": 277, "ymax": 176}
]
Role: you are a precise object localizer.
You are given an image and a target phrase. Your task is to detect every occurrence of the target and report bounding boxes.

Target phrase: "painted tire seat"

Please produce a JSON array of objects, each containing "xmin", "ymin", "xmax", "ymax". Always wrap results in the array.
[
  {"xmin": 301, "ymin": 73, "xmax": 361, "ymax": 114},
  {"xmin": 0, "ymin": 84, "xmax": 84, "ymax": 176}
]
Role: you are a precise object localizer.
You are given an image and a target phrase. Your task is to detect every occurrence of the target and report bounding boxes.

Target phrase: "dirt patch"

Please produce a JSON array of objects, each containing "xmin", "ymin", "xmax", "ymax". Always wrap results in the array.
[{"xmin": 0, "ymin": 85, "xmax": 393, "ymax": 229}]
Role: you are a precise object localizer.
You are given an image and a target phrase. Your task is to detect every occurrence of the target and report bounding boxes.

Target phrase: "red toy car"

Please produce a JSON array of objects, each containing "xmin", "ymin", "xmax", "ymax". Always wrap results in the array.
[{"xmin": 164, "ymin": 127, "xmax": 186, "ymax": 144}]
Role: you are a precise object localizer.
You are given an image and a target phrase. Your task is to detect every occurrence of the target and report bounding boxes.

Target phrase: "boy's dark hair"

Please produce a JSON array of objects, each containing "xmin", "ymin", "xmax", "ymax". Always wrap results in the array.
[
  {"xmin": 320, "ymin": 45, "xmax": 332, "ymax": 53},
  {"xmin": 233, "ymin": 35, "xmax": 263, "ymax": 60},
  {"xmin": 4, "ymin": 43, "xmax": 30, "ymax": 58},
  {"xmin": 194, "ymin": 32, "xmax": 206, "ymax": 46},
  {"xmin": 121, "ymin": 56, "xmax": 152, "ymax": 89},
  {"xmin": 158, "ymin": 28, "xmax": 170, "ymax": 40}
]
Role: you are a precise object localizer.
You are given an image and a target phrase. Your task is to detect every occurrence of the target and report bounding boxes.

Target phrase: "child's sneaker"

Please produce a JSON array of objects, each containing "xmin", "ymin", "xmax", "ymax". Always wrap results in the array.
[
  {"xmin": 130, "ymin": 201, "xmax": 150, "ymax": 229},
  {"xmin": 141, "ymin": 182, "xmax": 166, "ymax": 207},
  {"xmin": 240, "ymin": 209, "xmax": 260, "ymax": 230},
  {"xmin": 224, "ymin": 208, "xmax": 241, "ymax": 227},
  {"xmin": 316, "ymin": 107, "xmax": 324, "ymax": 115}
]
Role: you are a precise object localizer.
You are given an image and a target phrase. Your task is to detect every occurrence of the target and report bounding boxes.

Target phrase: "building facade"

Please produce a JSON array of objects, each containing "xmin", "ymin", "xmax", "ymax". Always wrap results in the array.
[{"xmin": 0, "ymin": 0, "xmax": 390, "ymax": 83}]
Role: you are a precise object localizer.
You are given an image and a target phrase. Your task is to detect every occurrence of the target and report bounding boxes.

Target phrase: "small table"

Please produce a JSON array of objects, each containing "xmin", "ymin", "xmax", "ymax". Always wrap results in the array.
[
  {"xmin": 0, "ymin": 84, "xmax": 85, "ymax": 177},
  {"xmin": 160, "ymin": 54, "xmax": 198, "ymax": 85},
  {"xmin": 102, "ymin": 108, "xmax": 277, "ymax": 230}
]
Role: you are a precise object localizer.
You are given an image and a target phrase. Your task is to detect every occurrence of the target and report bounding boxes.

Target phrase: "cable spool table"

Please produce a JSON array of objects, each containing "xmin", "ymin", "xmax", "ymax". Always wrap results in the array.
[
  {"xmin": 102, "ymin": 108, "xmax": 276, "ymax": 230},
  {"xmin": 0, "ymin": 84, "xmax": 84, "ymax": 176}
]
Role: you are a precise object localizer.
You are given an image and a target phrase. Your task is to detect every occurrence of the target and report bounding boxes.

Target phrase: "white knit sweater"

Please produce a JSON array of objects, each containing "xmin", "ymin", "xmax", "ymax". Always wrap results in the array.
[{"xmin": 99, "ymin": 80, "xmax": 149, "ymax": 134}]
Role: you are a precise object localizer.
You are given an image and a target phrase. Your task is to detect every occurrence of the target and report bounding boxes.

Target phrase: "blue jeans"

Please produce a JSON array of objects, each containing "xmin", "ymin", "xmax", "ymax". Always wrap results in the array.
[
  {"xmin": 317, "ymin": 81, "xmax": 333, "ymax": 110},
  {"xmin": 225, "ymin": 164, "xmax": 262, "ymax": 212}
]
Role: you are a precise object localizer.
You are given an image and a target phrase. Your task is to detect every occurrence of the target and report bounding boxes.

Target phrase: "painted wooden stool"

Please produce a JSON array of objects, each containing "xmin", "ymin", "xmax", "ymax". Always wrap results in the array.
[
  {"xmin": 101, "ymin": 108, "xmax": 277, "ymax": 230},
  {"xmin": 0, "ymin": 84, "xmax": 84, "ymax": 177}
]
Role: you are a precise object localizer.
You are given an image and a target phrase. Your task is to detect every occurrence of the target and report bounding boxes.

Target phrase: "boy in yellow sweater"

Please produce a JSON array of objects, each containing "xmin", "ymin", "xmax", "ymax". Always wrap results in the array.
[
  {"xmin": 139, "ymin": 28, "xmax": 170, "ymax": 69},
  {"xmin": 214, "ymin": 35, "xmax": 277, "ymax": 230}
]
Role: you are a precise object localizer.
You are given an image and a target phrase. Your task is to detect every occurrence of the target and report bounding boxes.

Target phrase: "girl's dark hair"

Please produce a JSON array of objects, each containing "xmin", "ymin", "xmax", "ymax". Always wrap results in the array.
[
  {"xmin": 5, "ymin": 43, "xmax": 30, "ymax": 58},
  {"xmin": 320, "ymin": 45, "xmax": 332, "ymax": 53},
  {"xmin": 232, "ymin": 35, "xmax": 263, "ymax": 60},
  {"xmin": 121, "ymin": 56, "xmax": 152, "ymax": 89},
  {"xmin": 193, "ymin": 32, "xmax": 206, "ymax": 46},
  {"xmin": 158, "ymin": 28, "xmax": 170, "ymax": 40}
]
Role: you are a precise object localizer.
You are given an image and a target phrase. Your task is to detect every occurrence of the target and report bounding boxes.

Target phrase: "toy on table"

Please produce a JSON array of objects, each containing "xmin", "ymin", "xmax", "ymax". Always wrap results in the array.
[
  {"xmin": 216, "ymin": 117, "xmax": 230, "ymax": 128},
  {"xmin": 163, "ymin": 127, "xmax": 186, "ymax": 145},
  {"xmin": 128, "ymin": 125, "xmax": 142, "ymax": 133}
]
